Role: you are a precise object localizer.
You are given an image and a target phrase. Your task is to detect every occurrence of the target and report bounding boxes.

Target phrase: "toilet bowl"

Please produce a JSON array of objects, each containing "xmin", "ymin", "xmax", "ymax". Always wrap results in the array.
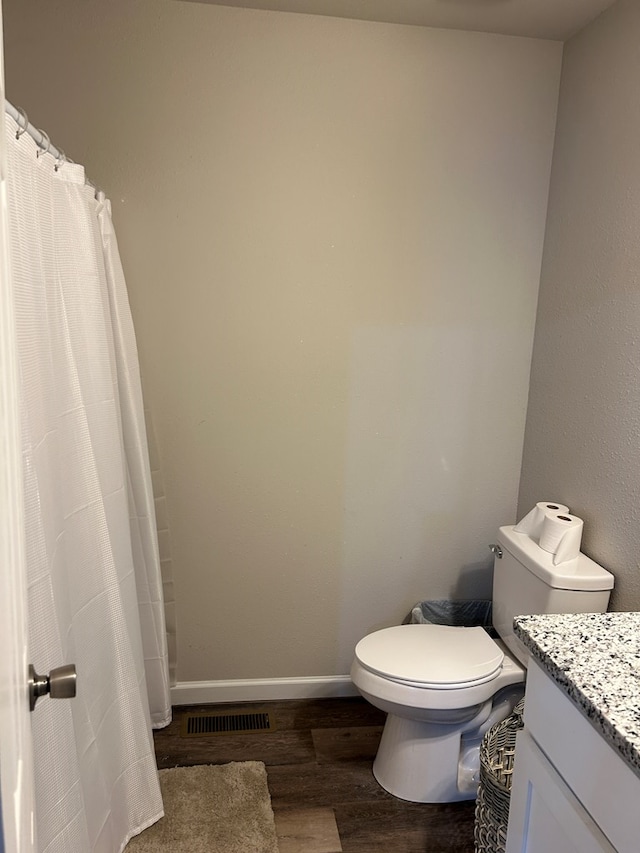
[
  {"xmin": 350, "ymin": 625, "xmax": 526, "ymax": 802},
  {"xmin": 350, "ymin": 523, "xmax": 616, "ymax": 803}
]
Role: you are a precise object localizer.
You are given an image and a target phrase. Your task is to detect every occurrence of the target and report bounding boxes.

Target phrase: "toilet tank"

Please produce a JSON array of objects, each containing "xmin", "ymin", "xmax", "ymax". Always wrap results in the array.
[{"xmin": 492, "ymin": 525, "xmax": 614, "ymax": 664}]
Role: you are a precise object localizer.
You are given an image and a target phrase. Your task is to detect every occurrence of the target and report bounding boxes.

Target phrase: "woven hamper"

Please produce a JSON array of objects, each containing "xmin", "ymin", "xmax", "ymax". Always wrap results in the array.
[{"xmin": 474, "ymin": 698, "xmax": 525, "ymax": 853}]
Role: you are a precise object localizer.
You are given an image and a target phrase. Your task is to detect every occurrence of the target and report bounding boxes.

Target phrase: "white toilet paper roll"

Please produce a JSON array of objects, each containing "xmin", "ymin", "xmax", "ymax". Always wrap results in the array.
[
  {"xmin": 513, "ymin": 502, "xmax": 570, "ymax": 537},
  {"xmin": 539, "ymin": 511, "xmax": 583, "ymax": 565}
]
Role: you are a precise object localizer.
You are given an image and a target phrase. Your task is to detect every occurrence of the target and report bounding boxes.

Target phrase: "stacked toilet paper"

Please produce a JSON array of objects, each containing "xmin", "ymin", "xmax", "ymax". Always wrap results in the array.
[{"xmin": 514, "ymin": 501, "xmax": 583, "ymax": 565}]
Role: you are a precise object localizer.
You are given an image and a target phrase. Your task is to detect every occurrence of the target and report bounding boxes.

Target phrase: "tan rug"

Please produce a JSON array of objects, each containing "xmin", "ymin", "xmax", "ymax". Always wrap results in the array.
[{"xmin": 127, "ymin": 762, "xmax": 279, "ymax": 852}]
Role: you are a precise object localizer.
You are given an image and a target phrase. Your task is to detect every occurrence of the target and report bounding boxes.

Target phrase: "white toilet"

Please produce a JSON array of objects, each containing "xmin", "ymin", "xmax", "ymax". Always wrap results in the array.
[{"xmin": 350, "ymin": 524, "xmax": 614, "ymax": 803}]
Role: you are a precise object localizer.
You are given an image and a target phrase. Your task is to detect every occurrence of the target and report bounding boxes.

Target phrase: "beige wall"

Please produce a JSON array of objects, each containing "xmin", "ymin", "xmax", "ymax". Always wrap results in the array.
[
  {"xmin": 4, "ymin": 0, "xmax": 561, "ymax": 682},
  {"xmin": 519, "ymin": 0, "xmax": 640, "ymax": 612}
]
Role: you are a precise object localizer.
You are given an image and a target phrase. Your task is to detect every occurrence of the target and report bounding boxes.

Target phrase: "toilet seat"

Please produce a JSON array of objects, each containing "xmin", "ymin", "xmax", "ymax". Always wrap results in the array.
[{"xmin": 354, "ymin": 624, "xmax": 504, "ymax": 689}]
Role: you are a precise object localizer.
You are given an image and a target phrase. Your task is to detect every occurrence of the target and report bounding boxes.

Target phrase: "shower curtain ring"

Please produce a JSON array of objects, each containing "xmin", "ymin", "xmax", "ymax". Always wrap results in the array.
[
  {"xmin": 15, "ymin": 107, "xmax": 28, "ymax": 139},
  {"xmin": 54, "ymin": 149, "xmax": 67, "ymax": 172},
  {"xmin": 36, "ymin": 130, "xmax": 51, "ymax": 159}
]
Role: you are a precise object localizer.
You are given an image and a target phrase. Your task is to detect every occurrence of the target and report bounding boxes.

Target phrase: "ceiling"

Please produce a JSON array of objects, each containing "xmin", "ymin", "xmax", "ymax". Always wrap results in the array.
[{"xmin": 181, "ymin": 0, "xmax": 618, "ymax": 41}]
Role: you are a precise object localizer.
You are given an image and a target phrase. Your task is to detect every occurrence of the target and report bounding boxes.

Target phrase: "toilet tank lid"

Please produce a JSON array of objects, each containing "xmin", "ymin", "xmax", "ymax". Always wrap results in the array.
[{"xmin": 498, "ymin": 526, "xmax": 614, "ymax": 591}]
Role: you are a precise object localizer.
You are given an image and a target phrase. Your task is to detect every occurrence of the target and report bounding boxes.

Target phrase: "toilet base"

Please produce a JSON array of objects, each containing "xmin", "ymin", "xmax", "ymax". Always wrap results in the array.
[{"xmin": 372, "ymin": 707, "xmax": 491, "ymax": 803}]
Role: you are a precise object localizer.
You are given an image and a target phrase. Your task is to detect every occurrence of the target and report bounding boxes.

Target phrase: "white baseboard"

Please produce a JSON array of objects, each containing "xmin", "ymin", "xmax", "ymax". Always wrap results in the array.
[{"xmin": 170, "ymin": 675, "xmax": 359, "ymax": 706}]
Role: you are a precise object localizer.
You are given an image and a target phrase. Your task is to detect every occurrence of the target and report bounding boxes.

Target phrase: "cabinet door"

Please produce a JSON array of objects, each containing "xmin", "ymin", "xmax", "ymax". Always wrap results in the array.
[{"xmin": 506, "ymin": 731, "xmax": 615, "ymax": 853}]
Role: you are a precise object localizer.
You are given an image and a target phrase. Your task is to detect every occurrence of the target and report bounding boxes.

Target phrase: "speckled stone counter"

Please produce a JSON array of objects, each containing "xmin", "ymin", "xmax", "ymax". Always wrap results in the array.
[{"xmin": 514, "ymin": 612, "xmax": 640, "ymax": 779}]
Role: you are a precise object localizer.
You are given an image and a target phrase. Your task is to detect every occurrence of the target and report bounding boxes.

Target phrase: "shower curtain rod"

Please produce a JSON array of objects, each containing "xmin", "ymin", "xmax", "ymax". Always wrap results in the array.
[
  {"xmin": 4, "ymin": 99, "xmax": 101, "ymax": 196},
  {"xmin": 5, "ymin": 99, "xmax": 66, "ymax": 162}
]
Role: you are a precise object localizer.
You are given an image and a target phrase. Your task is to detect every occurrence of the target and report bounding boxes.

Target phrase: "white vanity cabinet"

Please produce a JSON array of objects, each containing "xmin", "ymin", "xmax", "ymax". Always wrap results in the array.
[{"xmin": 506, "ymin": 659, "xmax": 640, "ymax": 853}]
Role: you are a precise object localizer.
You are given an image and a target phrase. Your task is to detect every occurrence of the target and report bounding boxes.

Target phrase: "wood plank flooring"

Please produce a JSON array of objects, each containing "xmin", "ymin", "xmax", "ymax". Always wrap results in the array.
[{"xmin": 153, "ymin": 697, "xmax": 476, "ymax": 852}]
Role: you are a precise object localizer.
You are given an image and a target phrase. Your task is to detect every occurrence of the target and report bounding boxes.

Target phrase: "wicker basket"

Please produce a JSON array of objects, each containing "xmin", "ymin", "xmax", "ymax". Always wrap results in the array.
[{"xmin": 474, "ymin": 699, "xmax": 525, "ymax": 853}]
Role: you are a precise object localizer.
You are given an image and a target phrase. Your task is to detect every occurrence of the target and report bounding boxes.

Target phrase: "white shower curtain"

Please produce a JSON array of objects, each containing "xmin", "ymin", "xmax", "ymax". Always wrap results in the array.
[{"xmin": 5, "ymin": 112, "xmax": 171, "ymax": 852}]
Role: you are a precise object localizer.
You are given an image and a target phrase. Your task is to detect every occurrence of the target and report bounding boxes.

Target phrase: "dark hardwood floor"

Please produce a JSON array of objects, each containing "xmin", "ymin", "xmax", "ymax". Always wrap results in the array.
[{"xmin": 153, "ymin": 696, "xmax": 476, "ymax": 852}]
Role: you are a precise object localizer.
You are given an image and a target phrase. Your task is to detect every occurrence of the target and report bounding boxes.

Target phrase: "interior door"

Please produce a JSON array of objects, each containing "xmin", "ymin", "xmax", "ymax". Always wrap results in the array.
[{"xmin": 0, "ymin": 3, "xmax": 37, "ymax": 850}]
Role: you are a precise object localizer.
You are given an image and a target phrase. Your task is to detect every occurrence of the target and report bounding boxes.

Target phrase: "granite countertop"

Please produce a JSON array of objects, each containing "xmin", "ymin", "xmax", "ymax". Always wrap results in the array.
[{"xmin": 514, "ymin": 612, "xmax": 640, "ymax": 778}]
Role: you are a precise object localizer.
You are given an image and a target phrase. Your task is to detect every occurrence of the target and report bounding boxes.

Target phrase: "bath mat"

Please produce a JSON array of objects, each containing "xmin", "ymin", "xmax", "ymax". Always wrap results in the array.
[{"xmin": 126, "ymin": 761, "xmax": 279, "ymax": 852}]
